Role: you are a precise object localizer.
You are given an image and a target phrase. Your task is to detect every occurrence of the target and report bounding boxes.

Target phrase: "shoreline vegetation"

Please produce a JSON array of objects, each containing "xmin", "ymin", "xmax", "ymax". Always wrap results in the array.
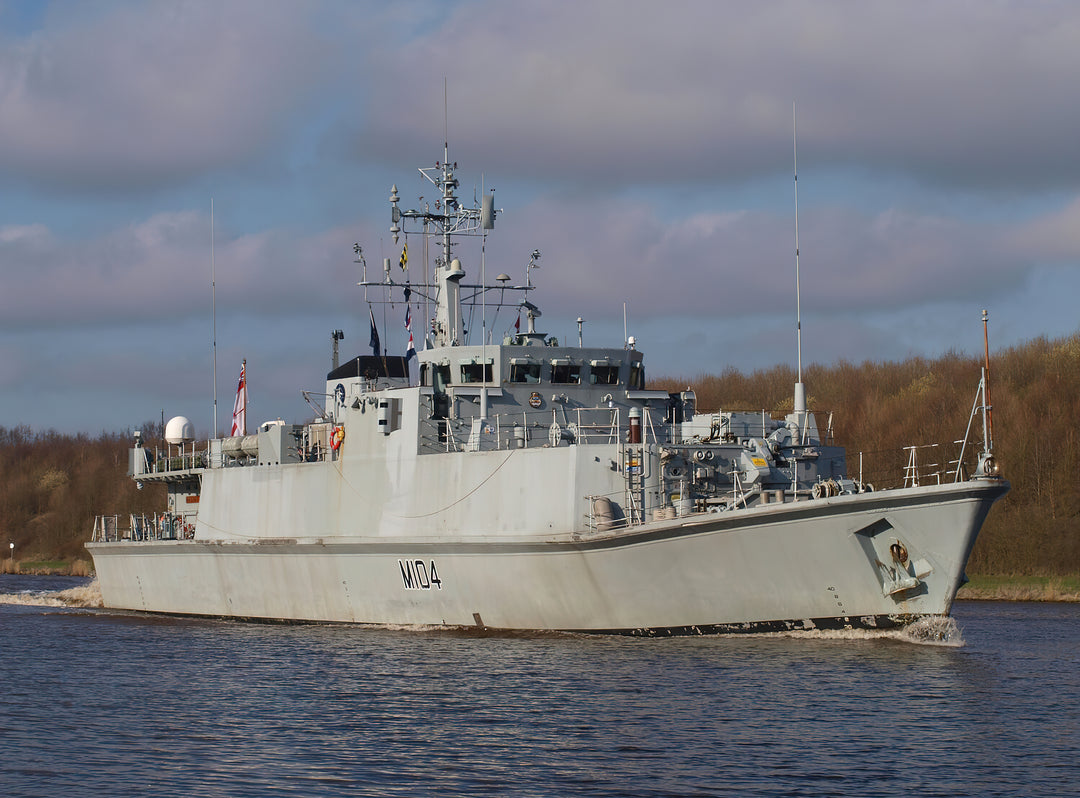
[
  {"xmin": 956, "ymin": 575, "xmax": 1080, "ymax": 603},
  {"xmin": 2, "ymin": 332, "xmax": 1079, "ymax": 602},
  {"xmin": 2, "ymin": 559, "xmax": 92, "ymax": 577}
]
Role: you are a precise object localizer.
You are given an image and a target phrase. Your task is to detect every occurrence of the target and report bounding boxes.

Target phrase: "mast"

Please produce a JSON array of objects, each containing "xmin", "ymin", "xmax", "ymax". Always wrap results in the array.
[
  {"xmin": 387, "ymin": 145, "xmax": 493, "ymax": 349},
  {"xmin": 792, "ymin": 102, "xmax": 807, "ymax": 437},
  {"xmin": 211, "ymin": 198, "xmax": 218, "ymax": 439},
  {"xmin": 373, "ymin": 104, "xmax": 506, "ymax": 358},
  {"xmin": 982, "ymin": 309, "xmax": 994, "ymax": 453},
  {"xmin": 438, "ymin": 81, "xmax": 460, "ymax": 346},
  {"xmin": 480, "ymin": 172, "xmax": 488, "ymax": 420}
]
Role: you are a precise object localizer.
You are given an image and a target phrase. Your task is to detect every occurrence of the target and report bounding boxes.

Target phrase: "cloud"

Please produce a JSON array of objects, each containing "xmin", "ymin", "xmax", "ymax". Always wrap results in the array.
[
  {"xmin": 7, "ymin": 1, "xmax": 1080, "ymax": 196},
  {"xmin": 3, "ymin": 188, "xmax": 1073, "ymax": 434},
  {"xmin": 1007, "ymin": 196, "xmax": 1080, "ymax": 262},
  {"xmin": 0, "ymin": 1, "xmax": 339, "ymax": 191},
  {"xmin": 0, "ymin": 212, "xmax": 368, "ymax": 331},
  {"xmin": 4, "ymin": 0, "xmax": 1080, "ymax": 435},
  {"xmin": 5, "ymin": 184, "xmax": 1072, "ymax": 339},
  {"xmin": 488, "ymin": 193, "xmax": 1034, "ymax": 321},
  {"xmin": 356, "ymin": 0, "xmax": 1080, "ymax": 191}
]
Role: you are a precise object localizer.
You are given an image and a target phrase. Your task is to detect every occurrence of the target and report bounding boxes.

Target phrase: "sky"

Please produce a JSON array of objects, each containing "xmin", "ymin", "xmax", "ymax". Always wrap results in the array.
[{"xmin": 2, "ymin": 0, "xmax": 1079, "ymax": 435}]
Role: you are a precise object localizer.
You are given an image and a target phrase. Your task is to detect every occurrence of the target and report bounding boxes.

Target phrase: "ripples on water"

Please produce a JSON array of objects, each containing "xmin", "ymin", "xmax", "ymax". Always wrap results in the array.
[{"xmin": 2, "ymin": 575, "xmax": 1077, "ymax": 797}]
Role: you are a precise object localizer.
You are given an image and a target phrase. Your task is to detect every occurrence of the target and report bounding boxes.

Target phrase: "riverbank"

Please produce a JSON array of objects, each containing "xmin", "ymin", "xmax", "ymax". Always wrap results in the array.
[
  {"xmin": 0, "ymin": 559, "xmax": 92, "ymax": 576},
  {"xmin": 957, "ymin": 575, "xmax": 1080, "ymax": 603}
]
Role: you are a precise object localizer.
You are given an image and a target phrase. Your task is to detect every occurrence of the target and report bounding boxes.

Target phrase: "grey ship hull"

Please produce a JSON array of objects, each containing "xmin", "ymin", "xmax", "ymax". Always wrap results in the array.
[
  {"xmin": 88, "ymin": 143, "xmax": 1009, "ymax": 635},
  {"xmin": 88, "ymin": 480, "xmax": 1006, "ymax": 634}
]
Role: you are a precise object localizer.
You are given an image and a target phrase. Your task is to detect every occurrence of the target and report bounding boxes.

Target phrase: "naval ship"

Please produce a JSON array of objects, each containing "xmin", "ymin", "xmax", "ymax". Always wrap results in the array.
[{"xmin": 87, "ymin": 145, "xmax": 1009, "ymax": 634}]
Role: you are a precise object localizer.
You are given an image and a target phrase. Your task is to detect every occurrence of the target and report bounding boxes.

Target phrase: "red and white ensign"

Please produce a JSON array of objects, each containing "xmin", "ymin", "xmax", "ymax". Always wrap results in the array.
[{"xmin": 230, "ymin": 360, "xmax": 247, "ymax": 436}]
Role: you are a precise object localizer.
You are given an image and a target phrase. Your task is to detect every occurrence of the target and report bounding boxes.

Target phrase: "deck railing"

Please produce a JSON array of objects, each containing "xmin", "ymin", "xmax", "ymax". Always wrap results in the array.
[
  {"xmin": 420, "ymin": 406, "xmax": 631, "ymax": 453},
  {"xmin": 92, "ymin": 513, "xmax": 196, "ymax": 542},
  {"xmin": 855, "ymin": 440, "xmax": 975, "ymax": 491}
]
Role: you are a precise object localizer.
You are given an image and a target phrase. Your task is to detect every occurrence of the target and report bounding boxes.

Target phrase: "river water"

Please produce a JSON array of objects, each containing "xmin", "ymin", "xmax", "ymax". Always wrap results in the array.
[{"xmin": 1, "ymin": 575, "xmax": 1078, "ymax": 797}]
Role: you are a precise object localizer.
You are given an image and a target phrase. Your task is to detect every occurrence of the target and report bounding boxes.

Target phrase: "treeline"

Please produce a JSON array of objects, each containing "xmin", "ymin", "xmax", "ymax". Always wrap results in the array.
[
  {"xmin": 655, "ymin": 332, "xmax": 1079, "ymax": 575},
  {"xmin": 1, "ymin": 333, "xmax": 1077, "ymax": 574},
  {"xmin": 0, "ymin": 423, "xmax": 165, "ymax": 564}
]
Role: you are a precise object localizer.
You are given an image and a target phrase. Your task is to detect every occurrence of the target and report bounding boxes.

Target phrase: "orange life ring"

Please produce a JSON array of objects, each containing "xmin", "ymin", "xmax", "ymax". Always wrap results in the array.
[{"xmin": 330, "ymin": 425, "xmax": 345, "ymax": 450}]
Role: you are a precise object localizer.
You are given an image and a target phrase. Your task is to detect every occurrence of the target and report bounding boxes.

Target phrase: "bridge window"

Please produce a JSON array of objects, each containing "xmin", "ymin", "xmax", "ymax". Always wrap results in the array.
[
  {"xmin": 589, "ymin": 365, "xmax": 620, "ymax": 385},
  {"xmin": 460, "ymin": 362, "xmax": 493, "ymax": 383},
  {"xmin": 510, "ymin": 362, "xmax": 541, "ymax": 383},
  {"xmin": 551, "ymin": 362, "xmax": 581, "ymax": 384},
  {"xmin": 435, "ymin": 364, "xmax": 452, "ymax": 391}
]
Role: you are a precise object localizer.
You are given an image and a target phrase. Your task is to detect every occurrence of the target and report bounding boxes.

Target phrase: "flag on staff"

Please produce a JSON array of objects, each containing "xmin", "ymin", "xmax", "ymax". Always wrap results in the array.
[
  {"xmin": 399, "ymin": 242, "xmax": 408, "ymax": 270},
  {"xmin": 515, "ymin": 313, "xmax": 521, "ymax": 333},
  {"xmin": 405, "ymin": 307, "xmax": 415, "ymax": 361},
  {"xmin": 369, "ymin": 308, "xmax": 381, "ymax": 356},
  {"xmin": 230, "ymin": 359, "xmax": 247, "ymax": 437}
]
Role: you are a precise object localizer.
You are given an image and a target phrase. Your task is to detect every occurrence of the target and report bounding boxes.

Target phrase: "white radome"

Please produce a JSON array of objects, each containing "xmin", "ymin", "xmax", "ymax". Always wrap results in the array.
[{"xmin": 164, "ymin": 416, "xmax": 194, "ymax": 445}]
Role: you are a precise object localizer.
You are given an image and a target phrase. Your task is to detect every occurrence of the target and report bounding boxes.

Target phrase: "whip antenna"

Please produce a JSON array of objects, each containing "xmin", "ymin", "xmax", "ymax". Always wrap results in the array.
[
  {"xmin": 792, "ymin": 102, "xmax": 807, "ymax": 435},
  {"xmin": 211, "ymin": 198, "xmax": 218, "ymax": 439}
]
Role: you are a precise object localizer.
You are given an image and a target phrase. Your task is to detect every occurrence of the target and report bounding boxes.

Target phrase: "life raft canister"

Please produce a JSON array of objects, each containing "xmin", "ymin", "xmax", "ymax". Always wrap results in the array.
[{"xmin": 330, "ymin": 425, "xmax": 345, "ymax": 450}]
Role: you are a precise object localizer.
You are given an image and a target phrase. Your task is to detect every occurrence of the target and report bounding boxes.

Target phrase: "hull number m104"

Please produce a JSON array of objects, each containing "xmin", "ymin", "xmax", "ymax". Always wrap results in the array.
[{"xmin": 399, "ymin": 559, "xmax": 443, "ymax": 590}]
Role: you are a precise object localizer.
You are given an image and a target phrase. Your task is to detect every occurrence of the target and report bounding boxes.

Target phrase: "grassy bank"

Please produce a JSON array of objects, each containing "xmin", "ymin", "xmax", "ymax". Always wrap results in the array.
[
  {"xmin": 957, "ymin": 574, "xmax": 1080, "ymax": 602},
  {"xmin": 1, "ymin": 558, "xmax": 92, "ymax": 576}
]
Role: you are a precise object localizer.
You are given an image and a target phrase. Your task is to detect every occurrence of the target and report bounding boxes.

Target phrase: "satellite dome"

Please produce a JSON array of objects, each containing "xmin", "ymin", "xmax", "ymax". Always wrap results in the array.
[{"xmin": 165, "ymin": 416, "xmax": 195, "ymax": 445}]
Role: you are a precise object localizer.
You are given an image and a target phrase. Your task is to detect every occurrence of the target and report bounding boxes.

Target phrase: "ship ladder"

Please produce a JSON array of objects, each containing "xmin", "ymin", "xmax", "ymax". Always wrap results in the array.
[{"xmin": 624, "ymin": 445, "xmax": 645, "ymax": 525}]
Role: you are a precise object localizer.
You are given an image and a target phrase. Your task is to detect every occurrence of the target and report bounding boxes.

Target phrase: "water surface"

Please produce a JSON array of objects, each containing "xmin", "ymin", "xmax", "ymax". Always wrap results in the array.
[{"xmin": 2, "ymin": 576, "xmax": 1077, "ymax": 797}]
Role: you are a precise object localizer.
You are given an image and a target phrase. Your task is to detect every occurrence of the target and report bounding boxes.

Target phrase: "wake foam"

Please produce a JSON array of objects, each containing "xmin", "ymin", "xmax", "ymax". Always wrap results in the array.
[
  {"xmin": 0, "ymin": 579, "xmax": 103, "ymax": 608},
  {"xmin": 897, "ymin": 615, "xmax": 965, "ymax": 647},
  {"xmin": 0, "ymin": 582, "xmax": 966, "ymax": 647},
  {"xmin": 739, "ymin": 615, "xmax": 964, "ymax": 647}
]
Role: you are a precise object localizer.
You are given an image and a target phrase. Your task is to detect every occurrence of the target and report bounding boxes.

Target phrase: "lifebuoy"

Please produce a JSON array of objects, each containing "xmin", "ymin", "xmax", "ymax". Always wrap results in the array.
[{"xmin": 330, "ymin": 426, "xmax": 345, "ymax": 450}]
